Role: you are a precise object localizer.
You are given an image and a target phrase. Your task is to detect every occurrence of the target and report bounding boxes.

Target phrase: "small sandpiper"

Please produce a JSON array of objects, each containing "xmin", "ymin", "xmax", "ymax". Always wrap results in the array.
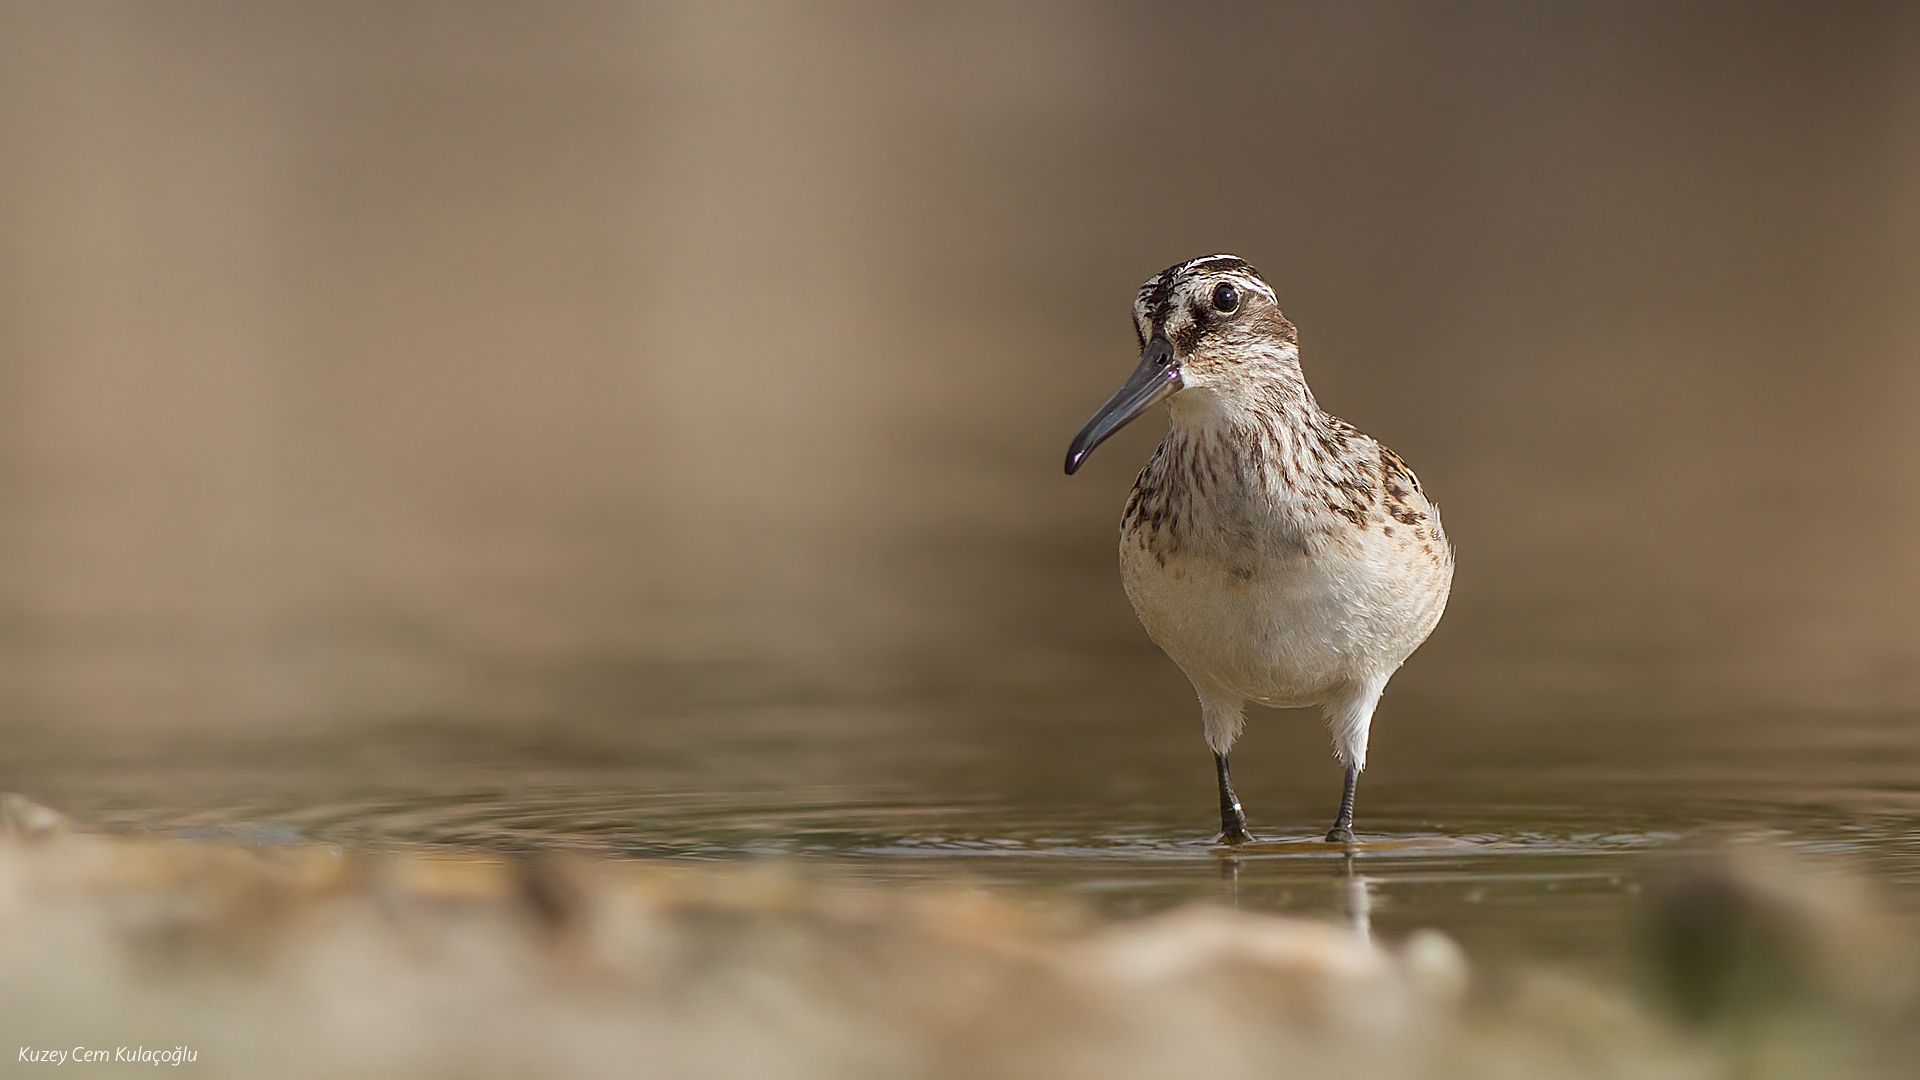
[{"xmin": 1066, "ymin": 255, "xmax": 1453, "ymax": 844}]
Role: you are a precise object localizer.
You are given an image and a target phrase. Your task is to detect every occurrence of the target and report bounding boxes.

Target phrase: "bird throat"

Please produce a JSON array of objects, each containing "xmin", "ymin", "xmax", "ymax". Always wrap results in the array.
[{"xmin": 1123, "ymin": 384, "xmax": 1372, "ymax": 566}]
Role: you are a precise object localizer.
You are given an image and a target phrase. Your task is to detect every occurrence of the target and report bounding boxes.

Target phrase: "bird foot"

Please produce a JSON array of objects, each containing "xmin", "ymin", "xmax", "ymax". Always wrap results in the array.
[
  {"xmin": 1216, "ymin": 823, "xmax": 1255, "ymax": 846},
  {"xmin": 1325, "ymin": 825, "xmax": 1354, "ymax": 844}
]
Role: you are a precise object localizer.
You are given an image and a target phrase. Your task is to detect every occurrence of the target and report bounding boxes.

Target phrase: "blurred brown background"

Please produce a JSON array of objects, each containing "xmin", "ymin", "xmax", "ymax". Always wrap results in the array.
[{"xmin": 2, "ymin": 1, "xmax": 1919, "ymax": 737}]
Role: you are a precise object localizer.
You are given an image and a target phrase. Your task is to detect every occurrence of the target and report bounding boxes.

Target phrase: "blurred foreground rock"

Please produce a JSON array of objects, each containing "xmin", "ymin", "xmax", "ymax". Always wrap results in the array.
[
  {"xmin": 1641, "ymin": 840, "xmax": 1920, "ymax": 1077},
  {"xmin": 0, "ymin": 796, "xmax": 1913, "ymax": 1079}
]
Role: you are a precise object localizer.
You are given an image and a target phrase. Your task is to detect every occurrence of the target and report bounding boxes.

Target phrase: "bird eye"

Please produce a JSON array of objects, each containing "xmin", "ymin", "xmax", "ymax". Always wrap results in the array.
[{"xmin": 1211, "ymin": 282, "xmax": 1239, "ymax": 313}]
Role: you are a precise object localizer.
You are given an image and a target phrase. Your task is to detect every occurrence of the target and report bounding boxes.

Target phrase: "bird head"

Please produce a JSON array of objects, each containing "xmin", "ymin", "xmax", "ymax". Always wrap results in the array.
[{"xmin": 1065, "ymin": 255, "xmax": 1299, "ymax": 475}]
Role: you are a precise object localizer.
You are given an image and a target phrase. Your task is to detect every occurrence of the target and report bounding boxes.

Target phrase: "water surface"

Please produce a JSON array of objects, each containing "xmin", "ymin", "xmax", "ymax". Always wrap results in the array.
[{"xmin": 9, "ymin": 664, "xmax": 1917, "ymax": 987}]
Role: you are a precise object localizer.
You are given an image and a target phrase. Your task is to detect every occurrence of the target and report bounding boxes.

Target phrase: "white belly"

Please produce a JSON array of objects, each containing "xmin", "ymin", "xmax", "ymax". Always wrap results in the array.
[{"xmin": 1119, "ymin": 528, "xmax": 1449, "ymax": 709}]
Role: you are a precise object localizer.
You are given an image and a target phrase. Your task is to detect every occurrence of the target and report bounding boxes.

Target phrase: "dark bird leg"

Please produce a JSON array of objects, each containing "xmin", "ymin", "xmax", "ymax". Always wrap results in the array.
[
  {"xmin": 1325, "ymin": 765, "xmax": 1359, "ymax": 843},
  {"xmin": 1214, "ymin": 752, "xmax": 1253, "ymax": 844}
]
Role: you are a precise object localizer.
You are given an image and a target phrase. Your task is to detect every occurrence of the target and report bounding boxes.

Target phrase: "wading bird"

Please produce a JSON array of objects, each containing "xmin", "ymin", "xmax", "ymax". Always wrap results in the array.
[{"xmin": 1066, "ymin": 256, "xmax": 1452, "ymax": 844}]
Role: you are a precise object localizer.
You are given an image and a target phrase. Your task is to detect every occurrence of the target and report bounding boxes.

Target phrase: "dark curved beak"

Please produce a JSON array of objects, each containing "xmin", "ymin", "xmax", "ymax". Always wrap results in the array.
[{"xmin": 1065, "ymin": 335, "xmax": 1181, "ymax": 475}]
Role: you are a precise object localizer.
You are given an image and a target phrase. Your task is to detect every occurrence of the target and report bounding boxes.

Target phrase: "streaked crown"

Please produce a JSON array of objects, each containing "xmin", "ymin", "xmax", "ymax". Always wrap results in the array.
[{"xmin": 1132, "ymin": 254, "xmax": 1294, "ymax": 357}]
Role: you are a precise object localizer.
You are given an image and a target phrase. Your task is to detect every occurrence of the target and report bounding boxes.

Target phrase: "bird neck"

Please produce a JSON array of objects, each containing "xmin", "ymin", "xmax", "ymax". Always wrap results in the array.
[
  {"xmin": 1158, "ymin": 359, "xmax": 1373, "ymax": 513},
  {"xmin": 1126, "ymin": 364, "xmax": 1361, "ymax": 562},
  {"xmin": 1165, "ymin": 372, "xmax": 1326, "ymax": 459}
]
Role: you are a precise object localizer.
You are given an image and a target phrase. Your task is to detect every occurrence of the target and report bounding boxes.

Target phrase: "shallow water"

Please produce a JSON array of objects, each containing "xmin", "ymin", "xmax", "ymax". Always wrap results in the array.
[{"xmin": 9, "ymin": 668, "xmax": 1918, "ymax": 988}]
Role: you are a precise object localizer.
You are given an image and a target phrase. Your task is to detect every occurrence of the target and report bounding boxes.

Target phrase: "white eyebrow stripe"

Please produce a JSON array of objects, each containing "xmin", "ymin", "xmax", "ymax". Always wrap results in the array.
[
  {"xmin": 1180, "ymin": 254, "xmax": 1241, "ymax": 271},
  {"xmin": 1239, "ymin": 277, "xmax": 1277, "ymax": 301},
  {"xmin": 1178, "ymin": 255, "xmax": 1277, "ymax": 300}
]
